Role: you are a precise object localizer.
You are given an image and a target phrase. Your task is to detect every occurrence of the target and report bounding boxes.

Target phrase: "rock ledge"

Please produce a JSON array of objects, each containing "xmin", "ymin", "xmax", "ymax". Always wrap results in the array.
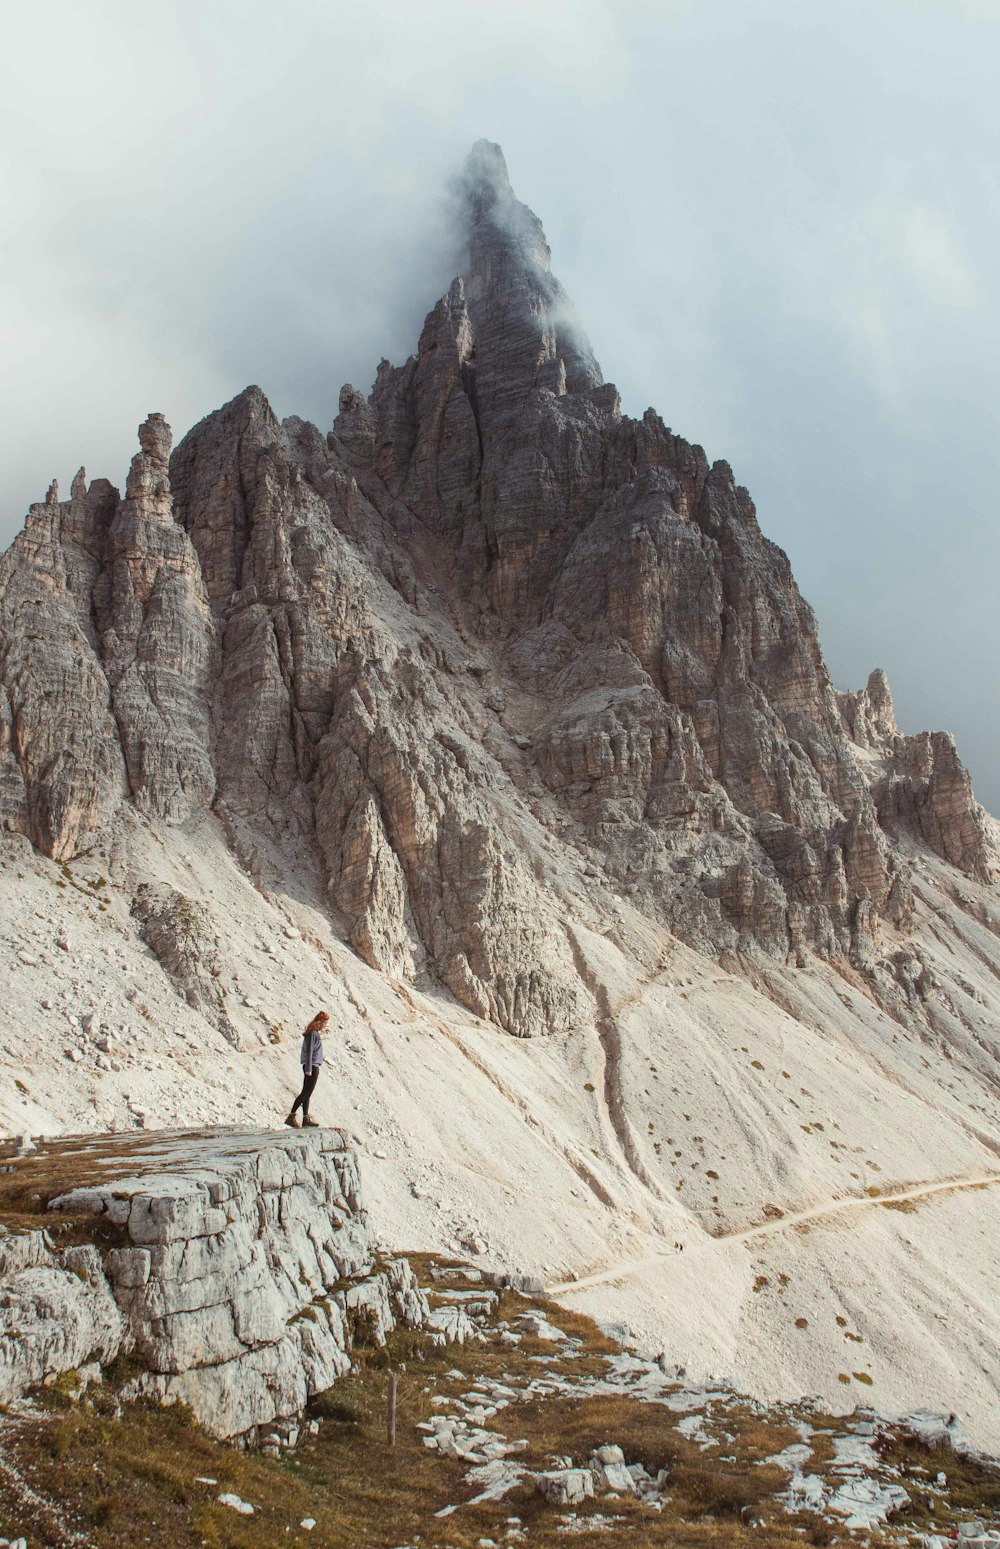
[{"xmin": 0, "ymin": 1127, "xmax": 426, "ymax": 1437}]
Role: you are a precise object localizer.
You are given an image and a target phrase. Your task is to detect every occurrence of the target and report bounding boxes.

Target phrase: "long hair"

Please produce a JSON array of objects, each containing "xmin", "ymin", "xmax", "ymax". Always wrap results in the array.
[{"xmin": 305, "ymin": 1012, "xmax": 328, "ymax": 1035}]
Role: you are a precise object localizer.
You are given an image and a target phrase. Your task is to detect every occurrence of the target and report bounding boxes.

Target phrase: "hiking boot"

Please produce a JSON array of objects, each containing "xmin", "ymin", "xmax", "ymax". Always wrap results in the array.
[
  {"xmin": 302, "ymin": 1116, "xmax": 320, "ymax": 1128},
  {"xmin": 284, "ymin": 1113, "xmax": 300, "ymax": 1128}
]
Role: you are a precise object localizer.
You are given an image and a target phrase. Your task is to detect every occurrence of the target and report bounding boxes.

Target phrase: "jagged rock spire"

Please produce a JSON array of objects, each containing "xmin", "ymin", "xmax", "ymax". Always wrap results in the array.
[
  {"xmin": 125, "ymin": 412, "xmax": 173, "ymax": 515},
  {"xmin": 462, "ymin": 139, "xmax": 553, "ymax": 283},
  {"xmin": 458, "ymin": 139, "xmax": 602, "ymax": 410}
]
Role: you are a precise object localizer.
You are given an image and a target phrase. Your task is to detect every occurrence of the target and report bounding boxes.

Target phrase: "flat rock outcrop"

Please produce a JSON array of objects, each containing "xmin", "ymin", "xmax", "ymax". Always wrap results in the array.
[
  {"xmin": 0, "ymin": 1128, "xmax": 427, "ymax": 1438},
  {"xmin": 0, "ymin": 140, "xmax": 995, "ymax": 1037}
]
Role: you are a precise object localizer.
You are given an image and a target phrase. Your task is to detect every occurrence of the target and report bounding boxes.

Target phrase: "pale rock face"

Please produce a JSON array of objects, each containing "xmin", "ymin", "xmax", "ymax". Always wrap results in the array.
[
  {"xmin": 0, "ymin": 1129, "xmax": 428, "ymax": 1439},
  {"xmin": 0, "ymin": 475, "xmax": 125, "ymax": 857},
  {"xmin": 130, "ymin": 883, "xmax": 238, "ymax": 1043},
  {"xmin": 839, "ymin": 669, "xmax": 991, "ymax": 882},
  {"xmin": 0, "ymin": 1229, "xmax": 124, "ymax": 1396},
  {"xmin": 97, "ymin": 413, "xmax": 217, "ymax": 823},
  {"xmin": 0, "ymin": 140, "xmax": 994, "ymax": 1037}
]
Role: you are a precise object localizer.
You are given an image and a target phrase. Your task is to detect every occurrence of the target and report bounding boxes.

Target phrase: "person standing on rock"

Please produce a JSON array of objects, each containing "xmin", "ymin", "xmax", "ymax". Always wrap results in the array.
[{"xmin": 285, "ymin": 1011, "xmax": 329, "ymax": 1128}]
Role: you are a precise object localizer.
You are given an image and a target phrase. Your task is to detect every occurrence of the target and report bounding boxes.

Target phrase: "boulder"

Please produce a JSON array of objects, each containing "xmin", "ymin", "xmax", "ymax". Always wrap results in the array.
[{"xmin": 534, "ymin": 1468, "xmax": 595, "ymax": 1506}]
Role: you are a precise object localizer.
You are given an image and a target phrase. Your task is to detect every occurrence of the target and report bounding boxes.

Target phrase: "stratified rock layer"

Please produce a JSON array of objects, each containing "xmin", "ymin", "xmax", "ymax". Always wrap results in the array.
[
  {"xmin": 0, "ymin": 1128, "xmax": 427, "ymax": 1437},
  {"xmin": 0, "ymin": 142, "xmax": 994, "ymax": 1037}
]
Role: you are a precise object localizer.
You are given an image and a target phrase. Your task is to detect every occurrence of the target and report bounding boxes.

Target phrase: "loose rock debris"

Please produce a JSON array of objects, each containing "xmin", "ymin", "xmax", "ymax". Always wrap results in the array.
[{"xmin": 411, "ymin": 1269, "xmax": 1000, "ymax": 1540}]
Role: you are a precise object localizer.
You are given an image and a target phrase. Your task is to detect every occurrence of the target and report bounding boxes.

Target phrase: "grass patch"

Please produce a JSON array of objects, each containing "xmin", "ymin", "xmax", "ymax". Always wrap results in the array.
[
  {"xmin": 876, "ymin": 1428, "xmax": 1000, "ymax": 1520},
  {"xmin": 0, "ymin": 1130, "xmax": 240, "ymax": 1243}
]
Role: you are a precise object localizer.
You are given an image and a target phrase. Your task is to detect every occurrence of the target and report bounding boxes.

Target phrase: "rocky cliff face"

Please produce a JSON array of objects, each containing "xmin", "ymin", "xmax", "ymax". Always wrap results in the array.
[
  {"xmin": 0, "ymin": 141, "xmax": 994, "ymax": 1038},
  {"xmin": 0, "ymin": 1129, "xmax": 426, "ymax": 1438}
]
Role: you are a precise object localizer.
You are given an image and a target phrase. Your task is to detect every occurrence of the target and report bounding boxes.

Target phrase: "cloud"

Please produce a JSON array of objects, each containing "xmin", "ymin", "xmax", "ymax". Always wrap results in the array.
[
  {"xmin": 1, "ymin": 0, "xmax": 998, "ymax": 814},
  {"xmin": 901, "ymin": 205, "xmax": 977, "ymax": 307}
]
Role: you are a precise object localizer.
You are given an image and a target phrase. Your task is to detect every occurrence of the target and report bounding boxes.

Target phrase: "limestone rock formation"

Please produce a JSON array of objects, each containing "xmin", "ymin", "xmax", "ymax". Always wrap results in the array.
[
  {"xmin": 840, "ymin": 669, "xmax": 991, "ymax": 880},
  {"xmin": 0, "ymin": 140, "xmax": 995, "ymax": 1037},
  {"xmin": 0, "ymin": 1226, "xmax": 124, "ymax": 1398},
  {"xmin": 0, "ymin": 1129, "xmax": 427, "ymax": 1438},
  {"xmin": 98, "ymin": 413, "xmax": 217, "ymax": 824},
  {"xmin": 130, "ymin": 883, "xmax": 237, "ymax": 1043}
]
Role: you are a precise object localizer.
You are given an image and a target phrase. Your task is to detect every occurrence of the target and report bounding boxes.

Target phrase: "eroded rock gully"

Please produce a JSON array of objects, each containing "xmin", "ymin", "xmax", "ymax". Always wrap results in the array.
[
  {"xmin": 0, "ymin": 1128, "xmax": 426, "ymax": 1439},
  {"xmin": 0, "ymin": 140, "xmax": 995, "ymax": 1039}
]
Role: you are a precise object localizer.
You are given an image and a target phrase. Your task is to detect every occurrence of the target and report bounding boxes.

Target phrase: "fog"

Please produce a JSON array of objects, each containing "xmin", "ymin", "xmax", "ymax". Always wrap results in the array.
[{"xmin": 2, "ymin": 0, "xmax": 998, "ymax": 812}]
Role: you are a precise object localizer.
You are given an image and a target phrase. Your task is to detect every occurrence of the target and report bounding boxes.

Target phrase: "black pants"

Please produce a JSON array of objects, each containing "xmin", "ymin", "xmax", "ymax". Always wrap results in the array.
[{"xmin": 291, "ymin": 1067, "xmax": 319, "ymax": 1117}]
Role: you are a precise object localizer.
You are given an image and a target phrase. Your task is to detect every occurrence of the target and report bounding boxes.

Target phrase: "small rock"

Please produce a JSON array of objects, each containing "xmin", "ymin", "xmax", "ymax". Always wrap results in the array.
[
  {"xmin": 597, "ymin": 1460, "xmax": 636, "ymax": 1494},
  {"xmin": 535, "ymin": 1468, "xmax": 594, "ymax": 1506},
  {"xmin": 514, "ymin": 1312, "xmax": 564, "ymax": 1340},
  {"xmin": 283, "ymin": 925, "xmax": 301, "ymax": 939},
  {"xmin": 300, "ymin": 1518, "xmax": 317, "ymax": 1531},
  {"xmin": 218, "ymin": 1492, "xmax": 254, "ymax": 1515},
  {"xmin": 12, "ymin": 1135, "xmax": 35, "ymax": 1157}
]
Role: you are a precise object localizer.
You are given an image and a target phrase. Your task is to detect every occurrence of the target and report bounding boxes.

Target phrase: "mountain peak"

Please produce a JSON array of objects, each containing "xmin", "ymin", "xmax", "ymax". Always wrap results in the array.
[
  {"xmin": 455, "ymin": 141, "xmax": 602, "ymax": 410},
  {"xmin": 464, "ymin": 139, "xmax": 512, "ymax": 202},
  {"xmin": 461, "ymin": 138, "xmax": 552, "ymax": 286},
  {"xmin": 1, "ymin": 139, "xmax": 999, "ymax": 1465}
]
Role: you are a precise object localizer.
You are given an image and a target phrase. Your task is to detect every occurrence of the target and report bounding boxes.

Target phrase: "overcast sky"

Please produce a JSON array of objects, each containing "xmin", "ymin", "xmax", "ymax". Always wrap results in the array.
[{"xmin": 2, "ymin": 0, "xmax": 997, "ymax": 813}]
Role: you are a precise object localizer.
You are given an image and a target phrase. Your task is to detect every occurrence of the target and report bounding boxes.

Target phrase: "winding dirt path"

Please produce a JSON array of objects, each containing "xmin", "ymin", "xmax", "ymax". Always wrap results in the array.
[{"xmin": 547, "ymin": 1170, "xmax": 1000, "ymax": 1297}]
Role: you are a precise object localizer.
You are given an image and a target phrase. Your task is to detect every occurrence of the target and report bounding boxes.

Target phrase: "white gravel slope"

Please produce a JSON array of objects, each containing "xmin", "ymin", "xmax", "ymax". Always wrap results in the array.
[{"xmin": 2, "ymin": 814, "xmax": 999, "ymax": 1448}]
